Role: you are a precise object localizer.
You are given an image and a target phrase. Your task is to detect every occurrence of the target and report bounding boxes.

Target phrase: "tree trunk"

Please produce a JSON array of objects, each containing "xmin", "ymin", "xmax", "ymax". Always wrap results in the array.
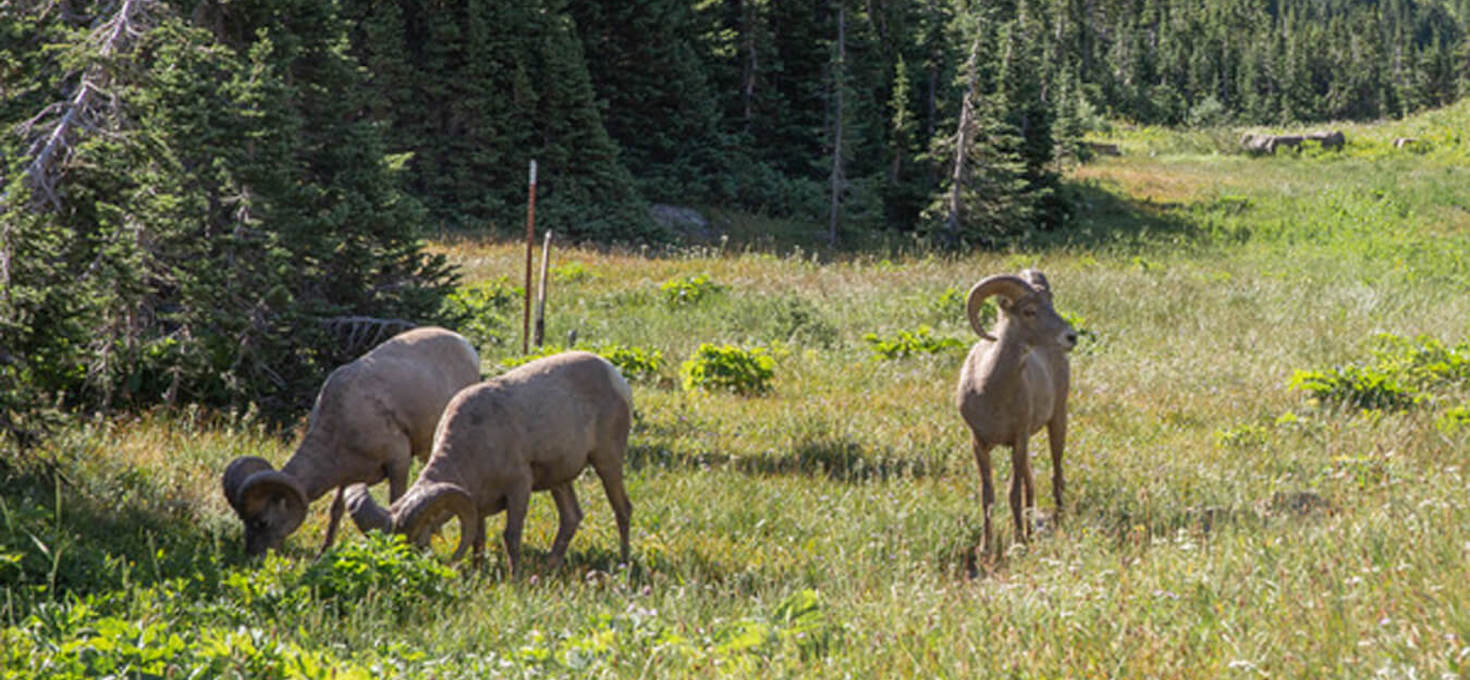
[
  {"xmin": 946, "ymin": 34, "xmax": 982, "ymax": 239},
  {"xmin": 828, "ymin": 2, "xmax": 846, "ymax": 246}
]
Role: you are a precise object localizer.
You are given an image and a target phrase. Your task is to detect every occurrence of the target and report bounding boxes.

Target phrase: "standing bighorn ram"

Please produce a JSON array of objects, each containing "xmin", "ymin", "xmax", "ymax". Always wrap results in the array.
[
  {"xmin": 221, "ymin": 327, "xmax": 480, "ymax": 556},
  {"xmin": 955, "ymin": 270, "xmax": 1076, "ymax": 557},
  {"xmin": 347, "ymin": 351, "xmax": 634, "ymax": 576}
]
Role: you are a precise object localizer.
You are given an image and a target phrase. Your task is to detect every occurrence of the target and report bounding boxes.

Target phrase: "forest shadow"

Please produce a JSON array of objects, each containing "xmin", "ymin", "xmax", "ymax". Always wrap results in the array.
[
  {"xmin": 0, "ymin": 456, "xmax": 245, "ymax": 609},
  {"xmin": 625, "ymin": 435, "xmax": 944, "ymax": 484},
  {"xmin": 661, "ymin": 176, "xmax": 1209, "ymax": 258},
  {"xmin": 1021, "ymin": 178, "xmax": 1211, "ymax": 253}
]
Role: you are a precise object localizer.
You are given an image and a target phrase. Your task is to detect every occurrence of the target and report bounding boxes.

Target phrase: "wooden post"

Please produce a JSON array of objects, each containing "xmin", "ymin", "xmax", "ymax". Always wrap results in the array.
[
  {"xmin": 522, "ymin": 160, "xmax": 537, "ymax": 354},
  {"xmin": 533, "ymin": 230, "xmax": 553, "ymax": 348}
]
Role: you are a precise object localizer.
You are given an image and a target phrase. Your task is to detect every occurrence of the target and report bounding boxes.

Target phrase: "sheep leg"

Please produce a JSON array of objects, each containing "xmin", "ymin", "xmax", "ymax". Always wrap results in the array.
[
  {"xmin": 592, "ymin": 459, "xmax": 633, "ymax": 565},
  {"xmin": 971, "ymin": 435, "xmax": 995, "ymax": 557},
  {"xmin": 1009, "ymin": 438, "xmax": 1033, "ymax": 543},
  {"xmin": 501, "ymin": 479, "xmax": 533, "ymax": 578},
  {"xmin": 317, "ymin": 486, "xmax": 346, "ymax": 556},
  {"xmin": 472, "ymin": 516, "xmax": 487, "ymax": 570},
  {"xmin": 385, "ymin": 450, "xmax": 412, "ymax": 502},
  {"xmin": 1047, "ymin": 414, "xmax": 1067, "ymax": 525},
  {"xmin": 547, "ymin": 483, "xmax": 583, "ymax": 570}
]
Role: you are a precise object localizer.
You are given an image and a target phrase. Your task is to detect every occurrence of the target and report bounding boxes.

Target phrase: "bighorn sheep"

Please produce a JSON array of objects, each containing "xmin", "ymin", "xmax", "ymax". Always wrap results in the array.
[
  {"xmin": 346, "ymin": 351, "xmax": 634, "ymax": 576},
  {"xmin": 955, "ymin": 270, "xmax": 1077, "ymax": 556},
  {"xmin": 1242, "ymin": 132, "xmax": 1328, "ymax": 154},
  {"xmin": 221, "ymin": 327, "xmax": 480, "ymax": 556},
  {"xmin": 1306, "ymin": 130, "xmax": 1345, "ymax": 151}
]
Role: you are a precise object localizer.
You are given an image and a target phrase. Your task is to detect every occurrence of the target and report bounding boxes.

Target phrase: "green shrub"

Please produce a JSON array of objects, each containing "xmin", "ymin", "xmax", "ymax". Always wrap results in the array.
[
  {"xmin": 862, "ymin": 326, "xmax": 965, "ymax": 360},
  {"xmin": 441, "ymin": 278, "xmax": 519, "ymax": 348},
  {"xmin": 597, "ymin": 344, "xmax": 665, "ymax": 383},
  {"xmin": 660, "ymin": 274, "xmax": 724, "ymax": 306},
  {"xmin": 680, "ymin": 344, "xmax": 775, "ymax": 395},
  {"xmin": 552, "ymin": 261, "xmax": 598, "ymax": 284},
  {"xmin": 1365, "ymin": 334, "xmax": 1470, "ymax": 390},
  {"xmin": 300, "ymin": 533, "xmax": 456, "ymax": 618},
  {"xmin": 1288, "ymin": 365, "xmax": 1419, "ymax": 411},
  {"xmin": 1289, "ymin": 334, "xmax": 1470, "ymax": 412},
  {"xmin": 500, "ymin": 343, "xmax": 664, "ymax": 383},
  {"xmin": 1438, "ymin": 404, "xmax": 1470, "ymax": 434},
  {"xmin": 926, "ymin": 286, "xmax": 974, "ymax": 325},
  {"xmin": 1060, "ymin": 312, "xmax": 1098, "ymax": 346},
  {"xmin": 0, "ymin": 600, "xmax": 373, "ymax": 679}
]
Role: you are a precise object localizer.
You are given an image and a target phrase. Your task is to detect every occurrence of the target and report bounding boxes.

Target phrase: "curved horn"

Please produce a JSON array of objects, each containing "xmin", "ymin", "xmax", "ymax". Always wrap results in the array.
[
  {"xmin": 237, "ymin": 470, "xmax": 308, "ymax": 536},
  {"xmin": 222, "ymin": 456, "xmax": 275, "ymax": 514},
  {"xmin": 397, "ymin": 482, "xmax": 478, "ymax": 562},
  {"xmin": 965, "ymin": 275, "xmax": 1035, "ymax": 340},
  {"xmin": 344, "ymin": 484, "xmax": 392, "ymax": 534}
]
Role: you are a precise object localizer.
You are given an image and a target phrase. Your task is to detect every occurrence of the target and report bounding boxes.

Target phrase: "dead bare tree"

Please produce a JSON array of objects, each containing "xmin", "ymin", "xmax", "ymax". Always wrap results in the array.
[
  {"xmin": 944, "ymin": 33, "xmax": 983, "ymax": 240},
  {"xmin": 17, "ymin": 0, "xmax": 152, "ymax": 210},
  {"xmin": 4, "ymin": 0, "xmax": 154, "ymax": 308}
]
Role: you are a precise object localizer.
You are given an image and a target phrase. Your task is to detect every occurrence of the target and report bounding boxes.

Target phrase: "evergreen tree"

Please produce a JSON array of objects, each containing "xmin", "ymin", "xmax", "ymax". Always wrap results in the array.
[
  {"xmin": 2, "ymin": 0, "xmax": 456, "ymax": 434},
  {"xmin": 565, "ymin": 0, "xmax": 729, "ymax": 205}
]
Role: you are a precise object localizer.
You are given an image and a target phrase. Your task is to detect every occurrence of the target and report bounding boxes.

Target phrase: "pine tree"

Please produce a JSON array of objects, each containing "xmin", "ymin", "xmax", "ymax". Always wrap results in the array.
[
  {"xmin": 2, "ymin": 0, "xmax": 457, "ymax": 431},
  {"xmin": 565, "ymin": 0, "xmax": 729, "ymax": 205}
]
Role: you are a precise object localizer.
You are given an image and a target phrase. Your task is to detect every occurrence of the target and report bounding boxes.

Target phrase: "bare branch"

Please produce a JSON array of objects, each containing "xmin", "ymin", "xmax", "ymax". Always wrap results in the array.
[
  {"xmin": 20, "ymin": 0, "xmax": 154, "ymax": 210},
  {"xmin": 321, "ymin": 316, "xmax": 419, "ymax": 357}
]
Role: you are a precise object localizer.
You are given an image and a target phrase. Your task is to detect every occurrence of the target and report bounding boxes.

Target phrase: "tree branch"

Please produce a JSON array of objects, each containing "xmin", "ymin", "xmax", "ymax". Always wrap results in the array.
[{"xmin": 20, "ymin": 0, "xmax": 152, "ymax": 211}]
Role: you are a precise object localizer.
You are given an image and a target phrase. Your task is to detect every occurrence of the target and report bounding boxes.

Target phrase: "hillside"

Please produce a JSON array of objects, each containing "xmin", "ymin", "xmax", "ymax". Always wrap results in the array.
[{"xmin": 3, "ymin": 106, "xmax": 1469, "ymax": 676}]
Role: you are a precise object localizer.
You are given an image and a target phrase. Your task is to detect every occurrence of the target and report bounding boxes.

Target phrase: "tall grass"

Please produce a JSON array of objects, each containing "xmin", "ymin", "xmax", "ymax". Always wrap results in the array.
[{"xmin": 4, "ymin": 105, "xmax": 1470, "ymax": 678}]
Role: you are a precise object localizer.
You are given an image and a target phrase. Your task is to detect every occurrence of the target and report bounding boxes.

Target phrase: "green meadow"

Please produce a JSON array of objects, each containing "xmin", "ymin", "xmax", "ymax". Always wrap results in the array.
[{"xmin": 4, "ymin": 104, "xmax": 1470, "ymax": 678}]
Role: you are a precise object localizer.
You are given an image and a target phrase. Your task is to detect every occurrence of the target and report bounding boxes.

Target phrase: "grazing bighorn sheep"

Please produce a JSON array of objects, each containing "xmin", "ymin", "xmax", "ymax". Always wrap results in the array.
[
  {"xmin": 955, "ymin": 270, "xmax": 1077, "ymax": 556},
  {"xmin": 346, "ymin": 351, "xmax": 634, "ymax": 576},
  {"xmin": 221, "ymin": 327, "xmax": 480, "ymax": 556},
  {"xmin": 1306, "ymin": 130, "xmax": 1345, "ymax": 151}
]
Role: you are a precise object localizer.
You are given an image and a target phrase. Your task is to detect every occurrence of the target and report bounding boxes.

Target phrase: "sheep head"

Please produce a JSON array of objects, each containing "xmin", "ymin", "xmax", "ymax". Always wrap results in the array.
[
  {"xmin": 966, "ymin": 269, "xmax": 1076, "ymax": 351},
  {"xmin": 347, "ymin": 482, "xmax": 478, "ymax": 561},
  {"xmin": 221, "ymin": 456, "xmax": 308, "ymax": 556}
]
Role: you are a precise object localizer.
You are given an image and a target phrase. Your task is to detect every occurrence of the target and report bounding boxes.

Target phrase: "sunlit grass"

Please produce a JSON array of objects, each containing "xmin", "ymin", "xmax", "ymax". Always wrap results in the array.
[{"xmin": 6, "ymin": 105, "xmax": 1470, "ymax": 677}]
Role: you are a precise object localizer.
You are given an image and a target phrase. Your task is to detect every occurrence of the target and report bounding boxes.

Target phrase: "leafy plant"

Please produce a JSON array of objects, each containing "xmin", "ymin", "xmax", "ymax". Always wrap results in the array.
[
  {"xmin": 862, "ymin": 326, "xmax": 965, "ymax": 360},
  {"xmin": 551, "ymin": 261, "xmax": 598, "ymax": 284},
  {"xmin": 934, "ymin": 286, "xmax": 968, "ymax": 318},
  {"xmin": 500, "ymin": 343, "xmax": 664, "ymax": 383},
  {"xmin": 660, "ymin": 274, "xmax": 724, "ymax": 306},
  {"xmin": 1289, "ymin": 365, "xmax": 1419, "ymax": 411},
  {"xmin": 597, "ymin": 344, "xmax": 665, "ymax": 383},
  {"xmin": 1289, "ymin": 334, "xmax": 1470, "ymax": 412},
  {"xmin": 1061, "ymin": 311, "xmax": 1098, "ymax": 346},
  {"xmin": 680, "ymin": 344, "xmax": 775, "ymax": 395},
  {"xmin": 440, "ymin": 278, "xmax": 520, "ymax": 349},
  {"xmin": 300, "ymin": 533, "xmax": 456, "ymax": 618},
  {"xmin": 1438, "ymin": 404, "xmax": 1470, "ymax": 435}
]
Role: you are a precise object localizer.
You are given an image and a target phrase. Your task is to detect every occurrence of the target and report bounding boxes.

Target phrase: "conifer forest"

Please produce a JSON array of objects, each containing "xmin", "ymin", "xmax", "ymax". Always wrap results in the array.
[{"xmin": 3, "ymin": 3, "xmax": 1470, "ymax": 675}]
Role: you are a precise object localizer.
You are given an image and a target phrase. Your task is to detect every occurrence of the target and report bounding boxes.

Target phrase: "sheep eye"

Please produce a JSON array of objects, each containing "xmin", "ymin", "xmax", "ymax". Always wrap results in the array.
[{"xmin": 1021, "ymin": 307, "xmax": 1037, "ymax": 317}]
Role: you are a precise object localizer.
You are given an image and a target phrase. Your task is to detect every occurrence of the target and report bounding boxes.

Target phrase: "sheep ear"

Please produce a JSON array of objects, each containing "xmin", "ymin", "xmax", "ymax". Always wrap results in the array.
[{"xmin": 222, "ymin": 456, "xmax": 275, "ymax": 514}]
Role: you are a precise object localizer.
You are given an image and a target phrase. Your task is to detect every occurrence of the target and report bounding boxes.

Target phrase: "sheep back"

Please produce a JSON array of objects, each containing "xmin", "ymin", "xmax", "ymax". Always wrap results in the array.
[
  {"xmin": 284, "ymin": 326, "xmax": 481, "ymax": 495},
  {"xmin": 423, "ymin": 351, "xmax": 632, "ymax": 507}
]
